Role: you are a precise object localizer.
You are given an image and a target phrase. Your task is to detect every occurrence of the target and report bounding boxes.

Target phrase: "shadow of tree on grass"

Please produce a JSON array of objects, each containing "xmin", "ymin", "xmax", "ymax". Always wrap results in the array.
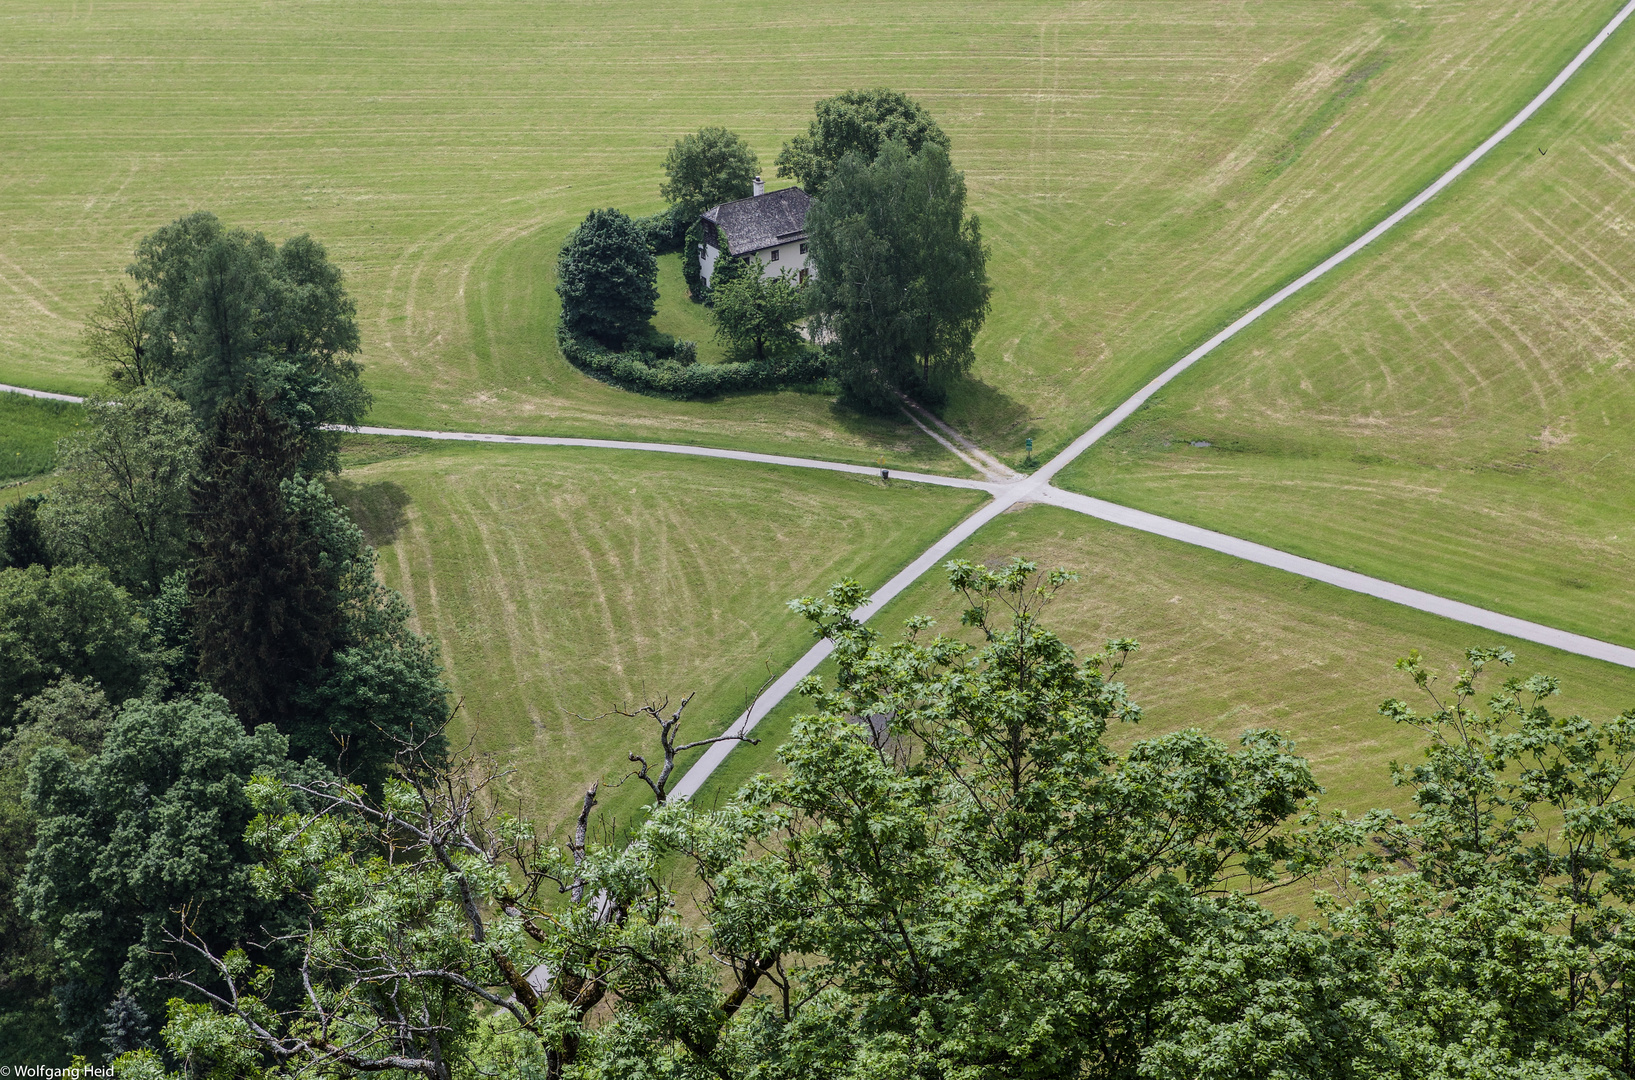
[
  {"xmin": 944, "ymin": 375, "xmax": 1037, "ymax": 456},
  {"xmin": 329, "ymin": 479, "xmax": 413, "ymax": 548}
]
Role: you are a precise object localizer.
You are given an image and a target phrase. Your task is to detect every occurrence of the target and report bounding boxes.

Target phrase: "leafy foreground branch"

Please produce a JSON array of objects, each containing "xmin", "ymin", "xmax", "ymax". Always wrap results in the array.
[{"xmin": 118, "ymin": 562, "xmax": 1635, "ymax": 1079}]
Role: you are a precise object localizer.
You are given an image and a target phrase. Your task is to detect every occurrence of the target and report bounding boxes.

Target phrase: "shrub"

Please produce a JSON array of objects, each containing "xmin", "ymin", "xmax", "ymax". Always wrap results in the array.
[
  {"xmin": 632, "ymin": 204, "xmax": 690, "ymax": 256},
  {"xmin": 557, "ymin": 326, "xmax": 827, "ymax": 399}
]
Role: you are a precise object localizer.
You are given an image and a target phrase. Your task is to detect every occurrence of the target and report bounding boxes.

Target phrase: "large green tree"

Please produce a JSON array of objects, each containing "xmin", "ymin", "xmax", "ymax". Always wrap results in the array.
[
  {"xmin": 1306, "ymin": 649, "xmax": 1635, "ymax": 1077},
  {"xmin": 1, "ymin": 494, "xmax": 52, "ymax": 571},
  {"xmin": 190, "ymin": 393, "xmax": 446, "ymax": 783},
  {"xmin": 0, "ymin": 564, "xmax": 157, "ymax": 720},
  {"xmin": 0, "ymin": 680, "xmax": 110, "ymax": 1065},
  {"xmin": 42, "ymin": 388, "xmax": 202, "ymax": 596},
  {"xmin": 18, "ymin": 693, "xmax": 305, "ymax": 1056},
  {"xmin": 80, "ymin": 282, "xmax": 154, "ymax": 389},
  {"xmin": 776, "ymin": 88, "xmax": 950, "ymax": 197},
  {"xmin": 806, "ymin": 140, "xmax": 991, "ymax": 407},
  {"xmin": 125, "ymin": 211, "xmax": 369, "ymax": 472},
  {"xmin": 662, "ymin": 126, "xmax": 759, "ymax": 220},
  {"xmin": 556, "ymin": 208, "xmax": 660, "ymax": 348},
  {"xmin": 710, "ymin": 268, "xmax": 805, "ymax": 360}
]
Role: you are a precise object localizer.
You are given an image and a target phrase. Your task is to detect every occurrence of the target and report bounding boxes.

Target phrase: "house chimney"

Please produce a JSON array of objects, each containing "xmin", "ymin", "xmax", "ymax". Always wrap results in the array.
[{"xmin": 752, "ymin": 174, "xmax": 764, "ymax": 196}]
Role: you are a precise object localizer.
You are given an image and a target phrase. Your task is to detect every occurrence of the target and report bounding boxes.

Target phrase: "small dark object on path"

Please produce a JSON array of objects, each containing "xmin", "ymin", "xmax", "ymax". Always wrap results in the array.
[{"xmin": 881, "ymin": 469, "xmax": 889, "ymax": 481}]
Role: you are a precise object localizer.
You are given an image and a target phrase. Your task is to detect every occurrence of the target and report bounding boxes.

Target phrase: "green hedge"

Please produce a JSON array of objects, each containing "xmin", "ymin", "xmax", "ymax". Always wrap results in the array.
[
  {"xmin": 632, "ymin": 205, "xmax": 690, "ymax": 255},
  {"xmin": 557, "ymin": 327, "xmax": 828, "ymax": 399}
]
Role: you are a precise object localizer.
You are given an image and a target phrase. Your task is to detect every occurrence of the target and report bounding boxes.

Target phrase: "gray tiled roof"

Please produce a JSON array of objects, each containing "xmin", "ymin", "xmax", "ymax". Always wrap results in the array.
[{"xmin": 701, "ymin": 187, "xmax": 810, "ymax": 254}]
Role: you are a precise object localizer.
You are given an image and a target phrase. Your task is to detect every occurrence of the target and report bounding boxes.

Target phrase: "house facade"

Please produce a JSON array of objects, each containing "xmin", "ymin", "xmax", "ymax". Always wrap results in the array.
[{"xmin": 698, "ymin": 177, "xmax": 813, "ymax": 287}]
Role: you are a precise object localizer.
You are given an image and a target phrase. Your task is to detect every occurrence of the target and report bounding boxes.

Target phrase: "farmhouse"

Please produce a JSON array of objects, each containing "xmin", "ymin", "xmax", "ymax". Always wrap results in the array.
[{"xmin": 698, "ymin": 176, "xmax": 813, "ymax": 287}]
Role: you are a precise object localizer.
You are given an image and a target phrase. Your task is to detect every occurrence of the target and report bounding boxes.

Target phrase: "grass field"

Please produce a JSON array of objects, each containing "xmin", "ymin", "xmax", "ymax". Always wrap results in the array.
[
  {"xmin": 691, "ymin": 504, "xmax": 1635, "ymax": 821},
  {"xmin": 0, "ymin": 0, "xmax": 1625, "ymax": 467},
  {"xmin": 332, "ymin": 437, "xmax": 986, "ymax": 825},
  {"xmin": 1056, "ymin": 26, "xmax": 1635, "ymax": 648},
  {"xmin": 0, "ymin": 395, "xmax": 82, "ymax": 484}
]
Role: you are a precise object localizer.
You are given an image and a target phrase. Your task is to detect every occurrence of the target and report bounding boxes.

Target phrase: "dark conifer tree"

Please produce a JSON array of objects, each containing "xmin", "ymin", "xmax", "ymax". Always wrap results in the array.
[
  {"xmin": 100, "ymin": 988, "xmax": 151, "ymax": 1059},
  {"xmin": 0, "ymin": 495, "xmax": 52, "ymax": 571},
  {"xmin": 190, "ymin": 391, "xmax": 336, "ymax": 731}
]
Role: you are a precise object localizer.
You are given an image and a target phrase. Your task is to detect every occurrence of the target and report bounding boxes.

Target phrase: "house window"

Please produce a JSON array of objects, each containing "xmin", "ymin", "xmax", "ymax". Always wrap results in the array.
[
  {"xmin": 799, "ymin": 242, "xmax": 808, "ymax": 254},
  {"xmin": 769, "ymin": 248, "xmax": 779, "ymax": 262}
]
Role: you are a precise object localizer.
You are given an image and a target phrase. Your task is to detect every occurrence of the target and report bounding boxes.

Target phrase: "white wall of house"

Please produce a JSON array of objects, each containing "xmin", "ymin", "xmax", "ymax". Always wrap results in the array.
[{"xmin": 700, "ymin": 241, "xmax": 813, "ymax": 287}]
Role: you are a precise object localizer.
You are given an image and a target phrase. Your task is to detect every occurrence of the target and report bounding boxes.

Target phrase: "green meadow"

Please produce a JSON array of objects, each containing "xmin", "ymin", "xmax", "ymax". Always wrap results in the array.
[
  {"xmin": 331, "ymin": 438, "xmax": 986, "ymax": 823},
  {"xmin": 1056, "ymin": 26, "xmax": 1635, "ymax": 648},
  {"xmin": 1, "ymin": 0, "xmax": 1625, "ymax": 467},
  {"xmin": 0, "ymin": 395, "xmax": 83, "ymax": 484},
  {"xmin": 691, "ymin": 504, "xmax": 1635, "ymax": 820}
]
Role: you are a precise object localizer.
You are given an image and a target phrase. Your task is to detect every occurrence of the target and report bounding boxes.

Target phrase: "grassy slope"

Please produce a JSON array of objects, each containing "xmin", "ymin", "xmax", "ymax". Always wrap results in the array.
[
  {"xmin": 1057, "ymin": 26, "xmax": 1635, "ymax": 647},
  {"xmin": 693, "ymin": 506, "xmax": 1635, "ymax": 818},
  {"xmin": 332, "ymin": 438, "xmax": 985, "ymax": 825},
  {"xmin": 0, "ymin": 395, "xmax": 83, "ymax": 483},
  {"xmin": 0, "ymin": 0, "xmax": 1622, "ymax": 467}
]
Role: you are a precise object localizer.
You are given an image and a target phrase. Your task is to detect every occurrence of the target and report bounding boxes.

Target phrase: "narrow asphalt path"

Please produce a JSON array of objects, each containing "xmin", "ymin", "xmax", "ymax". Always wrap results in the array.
[
  {"xmin": 1037, "ymin": 487, "xmax": 1635, "ymax": 668},
  {"xmin": 0, "ymin": 383, "xmax": 83, "ymax": 403},
  {"xmin": 343, "ymin": 425, "xmax": 1002, "ymax": 492}
]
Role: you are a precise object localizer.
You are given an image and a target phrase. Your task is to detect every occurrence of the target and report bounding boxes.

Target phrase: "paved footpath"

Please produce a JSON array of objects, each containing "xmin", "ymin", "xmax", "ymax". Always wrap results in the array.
[
  {"xmin": 7, "ymin": 0, "xmax": 1634, "ymax": 800},
  {"xmin": 343, "ymin": 425, "xmax": 1002, "ymax": 493}
]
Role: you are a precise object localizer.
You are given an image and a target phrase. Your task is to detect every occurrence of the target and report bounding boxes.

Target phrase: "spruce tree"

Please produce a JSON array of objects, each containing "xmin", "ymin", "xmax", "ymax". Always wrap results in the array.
[
  {"xmin": 100, "ymin": 988, "xmax": 151, "ymax": 1059},
  {"xmin": 190, "ymin": 392, "xmax": 336, "ymax": 731},
  {"xmin": 0, "ymin": 495, "xmax": 52, "ymax": 571}
]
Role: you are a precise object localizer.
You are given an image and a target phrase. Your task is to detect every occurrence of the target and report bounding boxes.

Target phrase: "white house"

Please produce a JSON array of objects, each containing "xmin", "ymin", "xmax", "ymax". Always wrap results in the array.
[{"xmin": 698, "ymin": 176, "xmax": 813, "ymax": 288}]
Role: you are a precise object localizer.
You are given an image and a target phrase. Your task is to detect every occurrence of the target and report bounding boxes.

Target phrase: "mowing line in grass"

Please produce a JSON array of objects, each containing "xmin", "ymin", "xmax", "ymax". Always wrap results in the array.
[{"xmin": 1033, "ymin": 0, "xmax": 1635, "ymax": 490}]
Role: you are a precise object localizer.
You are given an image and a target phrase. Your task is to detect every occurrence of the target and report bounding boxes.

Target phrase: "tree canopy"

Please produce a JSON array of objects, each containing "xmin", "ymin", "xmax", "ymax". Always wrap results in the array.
[
  {"xmin": 806, "ymin": 140, "xmax": 991, "ymax": 407},
  {"xmin": 118, "ymin": 559, "xmax": 1635, "ymax": 1079},
  {"xmin": 191, "ymin": 393, "xmax": 336, "ymax": 733},
  {"xmin": 776, "ymin": 88, "xmax": 950, "ymax": 197},
  {"xmin": 556, "ymin": 208, "xmax": 660, "ymax": 348},
  {"xmin": 1, "ymin": 494, "xmax": 52, "ymax": 572},
  {"xmin": 662, "ymin": 126, "xmax": 759, "ymax": 220},
  {"xmin": 0, "ymin": 679, "xmax": 110, "ymax": 1060},
  {"xmin": 189, "ymin": 393, "xmax": 447, "ymax": 783},
  {"xmin": 124, "ymin": 211, "xmax": 369, "ymax": 472},
  {"xmin": 0, "ymin": 564, "xmax": 157, "ymax": 720},
  {"xmin": 42, "ymin": 388, "xmax": 201, "ymax": 596},
  {"xmin": 17, "ymin": 693, "xmax": 304, "ymax": 1048},
  {"xmin": 80, "ymin": 281, "xmax": 154, "ymax": 389}
]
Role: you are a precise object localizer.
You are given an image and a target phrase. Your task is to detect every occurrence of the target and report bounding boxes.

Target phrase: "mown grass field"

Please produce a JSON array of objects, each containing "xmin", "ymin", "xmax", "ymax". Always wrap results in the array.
[
  {"xmin": 332, "ymin": 438, "xmax": 986, "ymax": 824},
  {"xmin": 0, "ymin": 395, "xmax": 82, "ymax": 483},
  {"xmin": 1057, "ymin": 26, "xmax": 1635, "ymax": 648},
  {"xmin": 692, "ymin": 505, "xmax": 1635, "ymax": 820},
  {"xmin": 0, "ymin": 0, "xmax": 1625, "ymax": 467}
]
